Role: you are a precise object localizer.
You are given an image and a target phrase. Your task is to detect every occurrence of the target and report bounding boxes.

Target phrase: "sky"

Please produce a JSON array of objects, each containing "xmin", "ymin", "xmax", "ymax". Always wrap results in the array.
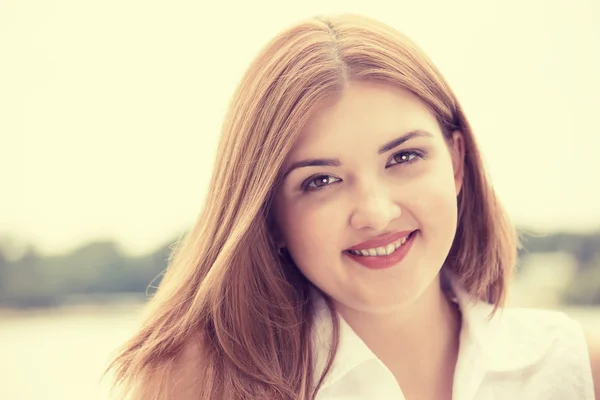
[{"xmin": 1, "ymin": 0, "xmax": 599, "ymax": 258}]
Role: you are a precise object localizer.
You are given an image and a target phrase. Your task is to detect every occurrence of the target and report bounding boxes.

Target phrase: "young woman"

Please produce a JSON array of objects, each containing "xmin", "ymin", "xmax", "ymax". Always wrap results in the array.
[{"xmin": 105, "ymin": 13, "xmax": 599, "ymax": 399}]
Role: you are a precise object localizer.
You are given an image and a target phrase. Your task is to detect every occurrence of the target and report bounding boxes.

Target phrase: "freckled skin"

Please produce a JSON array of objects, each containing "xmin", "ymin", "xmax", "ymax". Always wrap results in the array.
[{"xmin": 272, "ymin": 81, "xmax": 463, "ymax": 314}]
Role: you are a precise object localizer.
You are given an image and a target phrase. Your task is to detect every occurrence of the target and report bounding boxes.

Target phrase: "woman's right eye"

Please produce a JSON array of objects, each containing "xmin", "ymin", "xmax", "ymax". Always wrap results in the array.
[{"xmin": 301, "ymin": 175, "xmax": 341, "ymax": 192}]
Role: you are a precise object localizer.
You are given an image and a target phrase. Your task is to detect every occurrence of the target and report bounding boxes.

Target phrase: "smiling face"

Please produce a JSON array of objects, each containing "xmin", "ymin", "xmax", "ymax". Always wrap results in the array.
[{"xmin": 272, "ymin": 81, "xmax": 464, "ymax": 313}]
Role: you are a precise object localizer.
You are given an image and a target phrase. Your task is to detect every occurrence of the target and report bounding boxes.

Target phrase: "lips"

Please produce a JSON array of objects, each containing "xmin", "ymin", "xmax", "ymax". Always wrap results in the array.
[
  {"xmin": 346, "ymin": 230, "xmax": 416, "ymax": 251},
  {"xmin": 345, "ymin": 230, "xmax": 418, "ymax": 270}
]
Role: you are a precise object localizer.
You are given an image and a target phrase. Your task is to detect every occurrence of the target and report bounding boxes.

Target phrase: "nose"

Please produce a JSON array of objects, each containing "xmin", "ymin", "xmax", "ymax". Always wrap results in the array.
[{"xmin": 349, "ymin": 183, "xmax": 402, "ymax": 232}]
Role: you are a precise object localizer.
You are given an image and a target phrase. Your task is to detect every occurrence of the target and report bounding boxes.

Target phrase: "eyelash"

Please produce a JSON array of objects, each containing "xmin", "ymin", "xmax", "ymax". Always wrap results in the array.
[{"xmin": 300, "ymin": 150, "xmax": 424, "ymax": 193}]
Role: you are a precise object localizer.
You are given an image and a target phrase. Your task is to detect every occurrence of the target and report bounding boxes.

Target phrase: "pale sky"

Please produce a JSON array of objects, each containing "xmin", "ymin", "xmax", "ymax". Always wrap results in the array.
[{"xmin": 1, "ymin": 0, "xmax": 599, "ymax": 257}]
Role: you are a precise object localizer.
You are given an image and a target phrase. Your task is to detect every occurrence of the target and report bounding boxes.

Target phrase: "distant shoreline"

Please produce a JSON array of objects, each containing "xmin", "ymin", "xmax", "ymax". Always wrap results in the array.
[
  {"xmin": 1, "ymin": 301, "xmax": 599, "ymax": 333},
  {"xmin": 0, "ymin": 297, "xmax": 146, "ymax": 320}
]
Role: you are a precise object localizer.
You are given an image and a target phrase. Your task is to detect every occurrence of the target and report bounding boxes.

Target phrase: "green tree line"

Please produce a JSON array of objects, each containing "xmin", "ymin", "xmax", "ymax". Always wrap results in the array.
[{"xmin": 0, "ymin": 229, "xmax": 599, "ymax": 309}]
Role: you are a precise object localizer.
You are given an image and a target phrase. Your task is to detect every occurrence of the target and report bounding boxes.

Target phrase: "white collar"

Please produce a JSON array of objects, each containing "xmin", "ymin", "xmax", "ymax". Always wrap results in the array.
[{"xmin": 310, "ymin": 269, "xmax": 557, "ymax": 394}]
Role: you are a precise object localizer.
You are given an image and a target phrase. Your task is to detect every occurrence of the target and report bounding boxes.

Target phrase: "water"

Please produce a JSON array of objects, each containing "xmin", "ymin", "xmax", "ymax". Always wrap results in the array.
[
  {"xmin": 0, "ymin": 304, "xmax": 144, "ymax": 400},
  {"xmin": 1, "ymin": 303, "xmax": 599, "ymax": 400}
]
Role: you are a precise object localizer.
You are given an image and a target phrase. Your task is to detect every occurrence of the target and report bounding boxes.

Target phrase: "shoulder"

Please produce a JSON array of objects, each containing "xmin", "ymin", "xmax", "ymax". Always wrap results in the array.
[
  {"xmin": 495, "ymin": 307, "xmax": 590, "ymax": 362},
  {"xmin": 584, "ymin": 329, "xmax": 600, "ymax": 400},
  {"xmin": 485, "ymin": 306, "xmax": 587, "ymax": 352},
  {"xmin": 485, "ymin": 307, "xmax": 595, "ymax": 398},
  {"xmin": 452, "ymin": 273, "xmax": 595, "ymax": 397},
  {"xmin": 494, "ymin": 307, "xmax": 587, "ymax": 344}
]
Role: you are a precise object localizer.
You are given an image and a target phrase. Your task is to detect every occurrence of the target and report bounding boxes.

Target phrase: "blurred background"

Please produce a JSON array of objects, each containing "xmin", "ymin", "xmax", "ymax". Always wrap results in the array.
[{"xmin": 1, "ymin": 0, "xmax": 599, "ymax": 398}]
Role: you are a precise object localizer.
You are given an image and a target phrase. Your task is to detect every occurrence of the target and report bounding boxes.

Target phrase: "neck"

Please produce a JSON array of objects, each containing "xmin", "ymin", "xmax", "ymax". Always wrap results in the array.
[{"xmin": 335, "ymin": 274, "xmax": 462, "ymax": 397}]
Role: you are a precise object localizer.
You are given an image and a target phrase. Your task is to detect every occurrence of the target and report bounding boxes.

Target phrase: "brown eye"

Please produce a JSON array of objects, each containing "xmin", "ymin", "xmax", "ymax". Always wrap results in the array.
[
  {"xmin": 302, "ymin": 175, "xmax": 340, "ymax": 192},
  {"xmin": 388, "ymin": 151, "xmax": 421, "ymax": 167}
]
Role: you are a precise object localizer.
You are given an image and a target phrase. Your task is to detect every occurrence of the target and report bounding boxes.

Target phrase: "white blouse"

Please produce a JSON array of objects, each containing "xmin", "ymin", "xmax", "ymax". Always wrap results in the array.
[{"xmin": 310, "ymin": 272, "xmax": 595, "ymax": 399}]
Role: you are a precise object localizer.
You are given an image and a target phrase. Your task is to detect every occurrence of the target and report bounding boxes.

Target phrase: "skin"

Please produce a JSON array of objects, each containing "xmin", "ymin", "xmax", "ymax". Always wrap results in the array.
[
  {"xmin": 585, "ymin": 331, "xmax": 600, "ymax": 399},
  {"xmin": 272, "ymin": 81, "xmax": 465, "ymax": 398}
]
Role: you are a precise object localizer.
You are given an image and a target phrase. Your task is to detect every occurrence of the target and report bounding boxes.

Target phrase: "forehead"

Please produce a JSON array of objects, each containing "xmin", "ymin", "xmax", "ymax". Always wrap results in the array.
[{"xmin": 291, "ymin": 82, "xmax": 441, "ymax": 156}]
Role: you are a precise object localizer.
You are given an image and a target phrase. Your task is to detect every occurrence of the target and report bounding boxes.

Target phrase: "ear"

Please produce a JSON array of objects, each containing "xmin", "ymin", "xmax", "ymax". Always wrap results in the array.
[
  {"xmin": 266, "ymin": 209, "xmax": 286, "ymax": 248},
  {"xmin": 449, "ymin": 131, "xmax": 465, "ymax": 196},
  {"xmin": 273, "ymin": 228, "xmax": 286, "ymax": 248}
]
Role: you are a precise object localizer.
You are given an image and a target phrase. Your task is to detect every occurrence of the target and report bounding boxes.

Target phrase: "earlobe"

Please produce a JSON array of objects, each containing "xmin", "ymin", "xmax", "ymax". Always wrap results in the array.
[
  {"xmin": 451, "ymin": 131, "xmax": 465, "ymax": 196},
  {"xmin": 267, "ymin": 214, "xmax": 286, "ymax": 249}
]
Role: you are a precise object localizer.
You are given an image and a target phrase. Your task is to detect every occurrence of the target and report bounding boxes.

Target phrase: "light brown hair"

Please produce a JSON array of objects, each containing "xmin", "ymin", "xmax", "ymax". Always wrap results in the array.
[{"xmin": 104, "ymin": 13, "xmax": 517, "ymax": 399}]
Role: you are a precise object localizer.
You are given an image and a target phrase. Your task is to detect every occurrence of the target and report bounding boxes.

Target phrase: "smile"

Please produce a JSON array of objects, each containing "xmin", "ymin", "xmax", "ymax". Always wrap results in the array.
[
  {"xmin": 344, "ymin": 230, "xmax": 417, "ymax": 270},
  {"xmin": 346, "ymin": 235, "xmax": 409, "ymax": 256}
]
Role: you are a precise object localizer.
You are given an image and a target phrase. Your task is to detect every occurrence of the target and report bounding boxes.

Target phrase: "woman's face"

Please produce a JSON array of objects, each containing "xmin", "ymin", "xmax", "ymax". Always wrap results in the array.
[{"xmin": 272, "ymin": 81, "xmax": 464, "ymax": 312}]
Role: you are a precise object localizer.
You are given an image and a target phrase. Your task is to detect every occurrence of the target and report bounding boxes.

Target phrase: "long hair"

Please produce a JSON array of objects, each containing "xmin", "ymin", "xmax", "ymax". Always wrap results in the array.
[{"xmin": 104, "ymin": 13, "xmax": 517, "ymax": 399}]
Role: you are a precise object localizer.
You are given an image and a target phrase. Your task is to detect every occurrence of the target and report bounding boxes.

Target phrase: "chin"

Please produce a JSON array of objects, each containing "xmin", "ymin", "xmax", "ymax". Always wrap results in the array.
[
  {"xmin": 359, "ymin": 266, "xmax": 442, "ymax": 310},
  {"xmin": 341, "ymin": 286, "xmax": 422, "ymax": 314}
]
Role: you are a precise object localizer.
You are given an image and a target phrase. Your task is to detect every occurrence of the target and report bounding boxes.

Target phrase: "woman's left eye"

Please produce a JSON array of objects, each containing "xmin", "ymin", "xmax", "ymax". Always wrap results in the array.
[{"xmin": 387, "ymin": 151, "xmax": 422, "ymax": 167}]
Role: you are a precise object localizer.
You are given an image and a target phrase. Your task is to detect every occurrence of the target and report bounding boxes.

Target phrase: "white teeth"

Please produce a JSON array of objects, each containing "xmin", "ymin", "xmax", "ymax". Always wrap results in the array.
[
  {"xmin": 375, "ymin": 247, "xmax": 387, "ymax": 256},
  {"xmin": 349, "ymin": 234, "xmax": 411, "ymax": 257}
]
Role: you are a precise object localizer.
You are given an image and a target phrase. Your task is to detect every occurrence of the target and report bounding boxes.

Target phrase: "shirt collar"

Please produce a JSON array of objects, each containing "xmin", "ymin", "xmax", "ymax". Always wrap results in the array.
[
  {"xmin": 311, "ymin": 269, "xmax": 556, "ymax": 392},
  {"xmin": 311, "ymin": 288, "xmax": 376, "ymax": 391}
]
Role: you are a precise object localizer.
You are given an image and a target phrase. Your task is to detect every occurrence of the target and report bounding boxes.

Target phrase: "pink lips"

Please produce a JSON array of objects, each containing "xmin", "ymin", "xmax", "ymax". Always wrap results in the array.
[{"xmin": 345, "ymin": 230, "xmax": 417, "ymax": 270}]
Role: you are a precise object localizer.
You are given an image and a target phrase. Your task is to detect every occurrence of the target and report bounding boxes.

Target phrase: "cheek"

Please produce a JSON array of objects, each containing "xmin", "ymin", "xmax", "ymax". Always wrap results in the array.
[
  {"xmin": 405, "ymin": 162, "xmax": 459, "ymax": 238},
  {"xmin": 279, "ymin": 201, "xmax": 344, "ymax": 283}
]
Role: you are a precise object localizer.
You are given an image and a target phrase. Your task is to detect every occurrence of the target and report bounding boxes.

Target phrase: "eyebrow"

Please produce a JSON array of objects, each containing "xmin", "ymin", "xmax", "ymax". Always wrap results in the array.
[{"xmin": 281, "ymin": 129, "xmax": 433, "ymax": 180}]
